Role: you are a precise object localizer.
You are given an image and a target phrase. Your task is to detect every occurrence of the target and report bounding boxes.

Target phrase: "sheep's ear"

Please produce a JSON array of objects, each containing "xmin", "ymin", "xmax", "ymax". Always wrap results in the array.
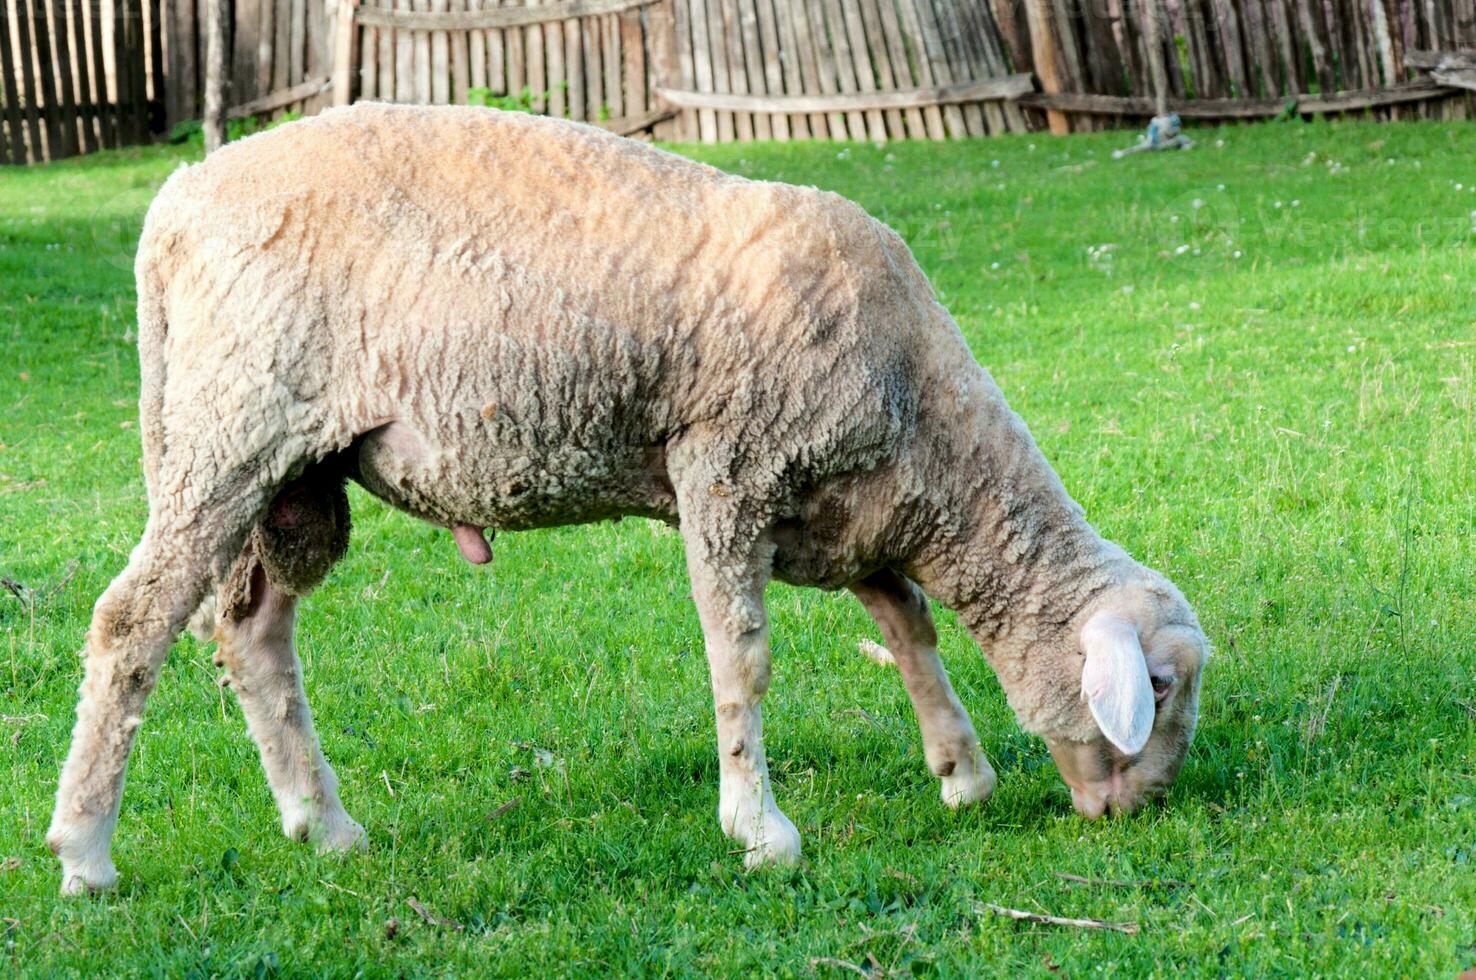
[{"xmin": 1080, "ymin": 611, "xmax": 1155, "ymax": 756}]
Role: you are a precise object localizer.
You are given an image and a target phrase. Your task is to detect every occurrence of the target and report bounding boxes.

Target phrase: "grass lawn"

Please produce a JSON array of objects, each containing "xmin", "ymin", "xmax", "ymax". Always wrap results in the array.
[{"xmin": 2, "ymin": 119, "xmax": 1475, "ymax": 976}]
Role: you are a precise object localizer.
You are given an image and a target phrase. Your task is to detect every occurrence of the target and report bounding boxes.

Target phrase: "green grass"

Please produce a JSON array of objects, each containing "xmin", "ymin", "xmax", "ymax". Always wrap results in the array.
[{"xmin": 2, "ymin": 120, "xmax": 1475, "ymax": 976}]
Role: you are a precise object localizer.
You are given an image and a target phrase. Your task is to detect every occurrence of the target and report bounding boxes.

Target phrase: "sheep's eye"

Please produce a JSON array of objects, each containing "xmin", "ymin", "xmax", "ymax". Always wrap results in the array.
[{"xmin": 1150, "ymin": 675, "xmax": 1173, "ymax": 697}]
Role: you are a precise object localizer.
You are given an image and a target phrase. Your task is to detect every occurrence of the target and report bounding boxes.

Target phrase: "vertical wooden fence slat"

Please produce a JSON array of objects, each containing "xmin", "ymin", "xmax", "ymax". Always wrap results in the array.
[
  {"xmin": 1, "ymin": 0, "xmax": 27, "ymax": 162},
  {"xmin": 831, "ymin": 0, "xmax": 886, "ymax": 139},
  {"xmin": 505, "ymin": 0, "xmax": 525, "ymax": 107},
  {"xmin": 452, "ymin": 0, "xmax": 470, "ymax": 102},
  {"xmin": 486, "ymin": 0, "xmax": 504, "ymax": 97},
  {"xmin": 29, "ymin": 0, "xmax": 60, "ymax": 157},
  {"xmin": 234, "ymin": 0, "xmax": 259, "ymax": 105},
  {"xmin": 772, "ymin": 0, "xmax": 819, "ymax": 138},
  {"xmin": 749, "ymin": 0, "xmax": 789, "ymax": 139},
  {"xmin": 258, "ymin": 0, "xmax": 276, "ymax": 97},
  {"xmin": 598, "ymin": 12, "xmax": 618, "ymax": 119},
  {"xmin": 545, "ymin": 7, "xmax": 566, "ymax": 117},
  {"xmin": 736, "ymin": 0, "xmax": 768, "ymax": 138},
  {"xmin": 563, "ymin": 13, "xmax": 582, "ymax": 119},
  {"xmin": 719, "ymin": 0, "xmax": 751, "ymax": 140},
  {"xmin": 905, "ymin": 0, "xmax": 968, "ymax": 137},
  {"xmin": 165, "ymin": 0, "xmax": 195, "ymax": 128},
  {"xmin": 88, "ymin": 0, "xmax": 115, "ymax": 146},
  {"xmin": 130, "ymin": 0, "xmax": 150, "ymax": 137},
  {"xmin": 804, "ymin": 0, "xmax": 854, "ymax": 139},
  {"xmin": 48, "ymin": 0, "xmax": 79, "ymax": 155},
  {"xmin": 930, "ymin": 0, "xmax": 988, "ymax": 135},
  {"xmin": 684, "ymin": 0, "xmax": 713, "ymax": 140},
  {"xmin": 360, "ymin": 16, "xmax": 377, "ymax": 99},
  {"xmin": 703, "ymin": 0, "xmax": 733, "ymax": 140},
  {"xmin": 430, "ymin": 0, "xmax": 447, "ymax": 103},
  {"xmin": 467, "ymin": 0, "xmax": 484, "ymax": 93},
  {"xmin": 618, "ymin": 7, "xmax": 642, "ymax": 119}
]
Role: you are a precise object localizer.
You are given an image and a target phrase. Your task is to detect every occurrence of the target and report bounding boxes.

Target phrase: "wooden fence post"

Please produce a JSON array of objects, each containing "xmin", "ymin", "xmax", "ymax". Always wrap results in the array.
[
  {"xmin": 333, "ymin": 0, "xmax": 359, "ymax": 105},
  {"xmin": 646, "ymin": 0, "xmax": 683, "ymax": 139},
  {"xmin": 1023, "ymin": 0, "xmax": 1070, "ymax": 133},
  {"xmin": 203, "ymin": 0, "xmax": 228, "ymax": 151}
]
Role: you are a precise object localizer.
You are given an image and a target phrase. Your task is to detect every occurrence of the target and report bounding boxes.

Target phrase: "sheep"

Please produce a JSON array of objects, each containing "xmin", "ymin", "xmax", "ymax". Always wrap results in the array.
[{"xmin": 47, "ymin": 103, "xmax": 1208, "ymax": 895}]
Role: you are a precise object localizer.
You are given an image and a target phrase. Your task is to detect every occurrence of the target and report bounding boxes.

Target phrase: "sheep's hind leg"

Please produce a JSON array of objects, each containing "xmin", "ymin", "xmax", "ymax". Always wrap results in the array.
[
  {"xmin": 48, "ymin": 500, "xmax": 264, "ymax": 895},
  {"xmin": 850, "ymin": 570, "xmax": 996, "ymax": 808},
  {"xmin": 213, "ymin": 559, "xmax": 365, "ymax": 853},
  {"xmin": 672, "ymin": 463, "xmax": 799, "ymax": 868}
]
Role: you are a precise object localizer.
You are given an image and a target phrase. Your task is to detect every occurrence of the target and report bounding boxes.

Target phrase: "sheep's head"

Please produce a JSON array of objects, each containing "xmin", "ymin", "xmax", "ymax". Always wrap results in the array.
[{"xmin": 1040, "ymin": 577, "xmax": 1207, "ymax": 819}]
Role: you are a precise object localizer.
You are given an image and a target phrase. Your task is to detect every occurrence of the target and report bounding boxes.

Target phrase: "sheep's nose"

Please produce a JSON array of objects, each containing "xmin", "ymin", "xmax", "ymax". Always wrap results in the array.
[{"xmin": 1070, "ymin": 786, "xmax": 1109, "ymax": 820}]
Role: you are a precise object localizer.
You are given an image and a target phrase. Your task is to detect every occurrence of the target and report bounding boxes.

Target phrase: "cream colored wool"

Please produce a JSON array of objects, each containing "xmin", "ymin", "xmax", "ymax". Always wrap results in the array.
[{"xmin": 48, "ymin": 104, "xmax": 1207, "ymax": 894}]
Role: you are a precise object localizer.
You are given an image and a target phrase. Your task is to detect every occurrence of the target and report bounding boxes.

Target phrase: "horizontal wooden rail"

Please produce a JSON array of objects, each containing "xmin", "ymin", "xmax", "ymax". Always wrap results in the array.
[
  {"xmin": 1021, "ymin": 80, "xmax": 1458, "ymax": 118},
  {"xmin": 1432, "ymin": 70, "xmax": 1476, "ymax": 93},
  {"xmin": 594, "ymin": 108, "xmax": 677, "ymax": 136},
  {"xmin": 229, "ymin": 77, "xmax": 331, "ymax": 119},
  {"xmin": 656, "ymin": 75, "xmax": 1035, "ymax": 115},
  {"xmin": 355, "ymin": 0, "xmax": 657, "ymax": 31},
  {"xmin": 1405, "ymin": 49, "xmax": 1476, "ymax": 71}
]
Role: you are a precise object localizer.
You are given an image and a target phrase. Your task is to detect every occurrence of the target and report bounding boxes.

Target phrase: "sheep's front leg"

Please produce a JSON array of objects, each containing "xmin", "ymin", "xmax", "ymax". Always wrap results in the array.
[
  {"xmin": 851, "ymin": 570, "xmax": 996, "ymax": 808},
  {"xmin": 213, "ymin": 566, "xmax": 364, "ymax": 853},
  {"xmin": 674, "ymin": 483, "xmax": 799, "ymax": 868}
]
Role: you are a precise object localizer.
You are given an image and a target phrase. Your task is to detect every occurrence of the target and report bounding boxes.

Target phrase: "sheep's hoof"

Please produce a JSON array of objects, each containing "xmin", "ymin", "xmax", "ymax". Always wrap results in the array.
[
  {"xmin": 313, "ymin": 813, "xmax": 368, "ymax": 854},
  {"xmin": 283, "ymin": 808, "xmax": 367, "ymax": 853},
  {"xmin": 741, "ymin": 810, "xmax": 802, "ymax": 870},
  {"xmin": 941, "ymin": 752, "xmax": 997, "ymax": 809},
  {"xmin": 57, "ymin": 857, "xmax": 118, "ymax": 897}
]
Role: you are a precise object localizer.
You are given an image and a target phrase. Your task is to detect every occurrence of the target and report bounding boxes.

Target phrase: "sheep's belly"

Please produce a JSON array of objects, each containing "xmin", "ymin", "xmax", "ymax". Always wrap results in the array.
[{"xmin": 351, "ymin": 422, "xmax": 678, "ymax": 532}]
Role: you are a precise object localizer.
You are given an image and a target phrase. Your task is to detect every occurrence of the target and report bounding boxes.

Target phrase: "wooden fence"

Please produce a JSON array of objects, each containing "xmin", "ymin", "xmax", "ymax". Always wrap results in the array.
[
  {"xmin": 7, "ymin": 0, "xmax": 1476, "ymax": 164},
  {"xmin": 1010, "ymin": 0, "xmax": 1476, "ymax": 131},
  {"xmin": 0, "ymin": 0, "xmax": 163, "ymax": 164}
]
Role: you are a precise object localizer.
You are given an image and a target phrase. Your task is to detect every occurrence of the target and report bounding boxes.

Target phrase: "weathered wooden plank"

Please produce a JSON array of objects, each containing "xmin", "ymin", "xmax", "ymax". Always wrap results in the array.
[
  {"xmin": 272, "ymin": 0, "xmax": 290, "ymax": 96},
  {"xmin": 334, "ymin": 0, "xmax": 358, "ymax": 104},
  {"xmin": 872, "ymin": 0, "xmax": 931, "ymax": 139},
  {"xmin": 88, "ymin": 0, "xmax": 117, "ymax": 146},
  {"xmin": 290, "ymin": 0, "xmax": 307, "ymax": 86},
  {"xmin": 686, "ymin": 0, "xmax": 716, "ymax": 140},
  {"xmin": 414, "ymin": 0, "xmax": 432, "ymax": 102},
  {"xmin": 165, "ymin": 0, "xmax": 197, "ymax": 127},
  {"xmin": 29, "ymin": 0, "xmax": 62, "ymax": 157},
  {"xmin": 593, "ymin": 104, "xmax": 672, "ymax": 131},
  {"xmin": 645, "ymin": 0, "xmax": 681, "ymax": 138},
  {"xmin": 306, "ymin": 0, "xmax": 335, "ymax": 114},
  {"xmin": 590, "ymin": 13, "xmax": 611, "ymax": 119},
  {"xmin": 750, "ymin": 0, "xmax": 790, "ymax": 139},
  {"xmin": 523, "ymin": 0, "xmax": 544, "ymax": 109},
  {"xmin": 1021, "ymin": 78, "xmax": 1459, "ymax": 115},
  {"xmin": 229, "ymin": 73, "xmax": 328, "ymax": 115},
  {"xmin": 394, "ymin": 0, "xmax": 414, "ymax": 99},
  {"xmin": 735, "ymin": 0, "xmax": 769, "ymax": 139},
  {"xmin": 48, "ymin": 0, "xmax": 81, "ymax": 156},
  {"xmin": 465, "ymin": 0, "xmax": 484, "ymax": 92},
  {"xmin": 931, "ymin": 0, "xmax": 989, "ymax": 135},
  {"xmin": 544, "ymin": 9, "xmax": 567, "ymax": 116},
  {"xmin": 658, "ymin": 73, "xmax": 1035, "ymax": 111},
  {"xmin": 357, "ymin": 0, "xmax": 655, "ymax": 29},
  {"xmin": 110, "ymin": 0, "xmax": 136, "ymax": 144},
  {"xmin": 1427, "ymin": 68, "xmax": 1476, "ymax": 91},
  {"xmin": 130, "ymin": 0, "xmax": 153, "ymax": 136},
  {"xmin": 359, "ymin": 19, "xmax": 376, "ymax": 98},
  {"xmin": 833, "ymin": 0, "xmax": 886, "ymax": 139},
  {"xmin": 377, "ymin": 0, "xmax": 395, "ymax": 98},
  {"xmin": 564, "ymin": 15, "xmax": 584, "ymax": 119},
  {"xmin": 430, "ymin": 0, "xmax": 449, "ymax": 102},
  {"xmin": 451, "ymin": 0, "xmax": 471, "ymax": 102},
  {"xmin": 904, "ymin": 0, "xmax": 969, "ymax": 136},
  {"xmin": 257, "ymin": 0, "xmax": 275, "ymax": 94},
  {"xmin": 718, "ymin": 0, "xmax": 752, "ymax": 140},
  {"xmin": 485, "ymin": 0, "xmax": 505, "ymax": 94},
  {"xmin": 0, "ymin": 0, "xmax": 27, "ymax": 162},
  {"xmin": 1406, "ymin": 49, "xmax": 1476, "ymax": 69},
  {"xmin": 618, "ymin": 9, "xmax": 642, "ymax": 116},
  {"xmin": 770, "ymin": 0, "xmax": 817, "ymax": 138},
  {"xmin": 806, "ymin": 0, "xmax": 860, "ymax": 138}
]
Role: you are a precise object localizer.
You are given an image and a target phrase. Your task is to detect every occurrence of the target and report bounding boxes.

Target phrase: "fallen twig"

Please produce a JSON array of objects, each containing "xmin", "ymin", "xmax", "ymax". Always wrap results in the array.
[
  {"xmin": 488, "ymin": 797, "xmax": 520, "ymax": 820},
  {"xmin": 1055, "ymin": 872, "xmax": 1191, "ymax": 890},
  {"xmin": 982, "ymin": 902, "xmax": 1140, "ymax": 935},
  {"xmin": 407, "ymin": 897, "xmax": 464, "ymax": 931},
  {"xmin": 808, "ymin": 956, "xmax": 874, "ymax": 978}
]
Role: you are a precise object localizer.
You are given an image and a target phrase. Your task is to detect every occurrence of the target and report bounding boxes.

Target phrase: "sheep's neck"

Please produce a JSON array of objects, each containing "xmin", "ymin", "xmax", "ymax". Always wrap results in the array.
[{"xmin": 908, "ymin": 371, "xmax": 1124, "ymax": 651}]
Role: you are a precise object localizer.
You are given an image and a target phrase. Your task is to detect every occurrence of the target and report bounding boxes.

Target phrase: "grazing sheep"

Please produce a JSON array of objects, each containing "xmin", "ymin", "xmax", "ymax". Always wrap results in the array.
[{"xmin": 48, "ymin": 104, "xmax": 1208, "ymax": 895}]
